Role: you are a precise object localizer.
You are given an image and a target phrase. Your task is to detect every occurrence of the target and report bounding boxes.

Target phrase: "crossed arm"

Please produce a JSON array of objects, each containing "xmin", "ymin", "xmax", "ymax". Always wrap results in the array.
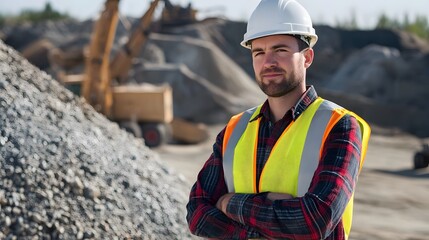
[{"xmin": 216, "ymin": 192, "xmax": 293, "ymax": 214}]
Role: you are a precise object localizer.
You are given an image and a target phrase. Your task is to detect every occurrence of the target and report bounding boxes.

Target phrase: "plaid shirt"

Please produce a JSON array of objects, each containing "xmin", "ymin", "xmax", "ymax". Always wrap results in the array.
[{"xmin": 186, "ymin": 86, "xmax": 362, "ymax": 239}]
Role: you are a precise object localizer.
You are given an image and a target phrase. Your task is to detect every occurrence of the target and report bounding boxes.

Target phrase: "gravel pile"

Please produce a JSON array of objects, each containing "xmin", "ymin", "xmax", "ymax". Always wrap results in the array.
[{"xmin": 0, "ymin": 40, "xmax": 194, "ymax": 239}]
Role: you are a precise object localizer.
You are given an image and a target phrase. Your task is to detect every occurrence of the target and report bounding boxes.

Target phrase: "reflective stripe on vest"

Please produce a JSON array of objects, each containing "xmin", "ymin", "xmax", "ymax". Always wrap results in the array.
[
  {"xmin": 223, "ymin": 106, "xmax": 259, "ymax": 193},
  {"xmin": 222, "ymin": 97, "xmax": 370, "ymax": 239}
]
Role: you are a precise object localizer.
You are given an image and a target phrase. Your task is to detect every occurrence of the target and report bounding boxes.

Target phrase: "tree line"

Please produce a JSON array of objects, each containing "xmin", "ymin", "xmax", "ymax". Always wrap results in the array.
[
  {"xmin": 0, "ymin": 3, "xmax": 72, "ymax": 25},
  {"xmin": 336, "ymin": 12, "xmax": 429, "ymax": 41}
]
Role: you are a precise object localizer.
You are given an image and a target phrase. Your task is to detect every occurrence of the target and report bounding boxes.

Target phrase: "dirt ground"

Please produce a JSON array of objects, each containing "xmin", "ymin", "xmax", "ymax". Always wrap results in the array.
[{"xmin": 154, "ymin": 124, "xmax": 429, "ymax": 240}]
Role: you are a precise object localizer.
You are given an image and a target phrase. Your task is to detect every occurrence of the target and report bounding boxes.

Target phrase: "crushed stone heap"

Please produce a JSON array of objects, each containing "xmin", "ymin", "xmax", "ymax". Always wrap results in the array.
[{"xmin": 0, "ymin": 40, "xmax": 194, "ymax": 239}]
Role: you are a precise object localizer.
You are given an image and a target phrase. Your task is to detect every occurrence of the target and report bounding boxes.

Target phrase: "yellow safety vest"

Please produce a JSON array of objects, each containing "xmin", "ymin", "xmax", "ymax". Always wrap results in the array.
[{"xmin": 222, "ymin": 97, "xmax": 370, "ymax": 239}]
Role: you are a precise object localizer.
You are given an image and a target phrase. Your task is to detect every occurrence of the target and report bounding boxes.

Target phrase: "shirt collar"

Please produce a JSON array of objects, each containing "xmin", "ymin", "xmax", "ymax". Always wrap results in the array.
[{"xmin": 250, "ymin": 85, "xmax": 318, "ymax": 122}]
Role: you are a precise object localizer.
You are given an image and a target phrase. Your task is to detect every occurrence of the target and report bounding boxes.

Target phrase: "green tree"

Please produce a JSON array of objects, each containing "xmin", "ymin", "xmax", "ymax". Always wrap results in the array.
[
  {"xmin": 376, "ymin": 13, "xmax": 429, "ymax": 41},
  {"xmin": 1, "ymin": 2, "xmax": 72, "ymax": 24}
]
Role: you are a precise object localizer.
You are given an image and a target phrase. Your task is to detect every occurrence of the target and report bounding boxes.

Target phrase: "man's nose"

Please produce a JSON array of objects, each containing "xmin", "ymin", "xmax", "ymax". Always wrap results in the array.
[{"xmin": 263, "ymin": 52, "xmax": 278, "ymax": 68}]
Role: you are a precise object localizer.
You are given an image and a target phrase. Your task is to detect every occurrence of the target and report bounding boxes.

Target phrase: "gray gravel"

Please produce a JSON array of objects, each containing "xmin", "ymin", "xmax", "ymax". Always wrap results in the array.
[{"xmin": 0, "ymin": 40, "xmax": 194, "ymax": 239}]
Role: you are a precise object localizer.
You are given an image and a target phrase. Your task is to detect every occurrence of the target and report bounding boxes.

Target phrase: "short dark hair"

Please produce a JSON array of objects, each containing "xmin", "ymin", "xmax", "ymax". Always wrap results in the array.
[
  {"xmin": 293, "ymin": 35, "xmax": 310, "ymax": 51},
  {"xmin": 248, "ymin": 34, "xmax": 310, "ymax": 51}
]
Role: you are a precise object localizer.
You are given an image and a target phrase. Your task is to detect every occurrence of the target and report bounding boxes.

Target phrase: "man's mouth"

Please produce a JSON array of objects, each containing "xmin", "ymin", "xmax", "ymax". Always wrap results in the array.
[
  {"xmin": 261, "ymin": 68, "xmax": 285, "ymax": 79},
  {"xmin": 261, "ymin": 72, "xmax": 283, "ymax": 79}
]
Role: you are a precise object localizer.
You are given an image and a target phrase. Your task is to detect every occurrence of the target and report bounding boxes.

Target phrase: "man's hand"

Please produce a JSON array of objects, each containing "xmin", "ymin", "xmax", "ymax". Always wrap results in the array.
[
  {"xmin": 267, "ymin": 192, "xmax": 294, "ymax": 201},
  {"xmin": 216, "ymin": 193, "xmax": 235, "ymax": 214}
]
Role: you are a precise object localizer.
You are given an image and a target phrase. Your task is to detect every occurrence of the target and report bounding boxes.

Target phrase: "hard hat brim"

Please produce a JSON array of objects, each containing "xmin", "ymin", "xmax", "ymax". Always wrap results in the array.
[{"xmin": 241, "ymin": 27, "xmax": 318, "ymax": 49}]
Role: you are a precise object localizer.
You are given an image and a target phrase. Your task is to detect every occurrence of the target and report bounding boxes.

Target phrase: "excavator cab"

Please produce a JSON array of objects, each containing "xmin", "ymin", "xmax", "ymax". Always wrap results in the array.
[{"xmin": 161, "ymin": 0, "xmax": 197, "ymax": 27}]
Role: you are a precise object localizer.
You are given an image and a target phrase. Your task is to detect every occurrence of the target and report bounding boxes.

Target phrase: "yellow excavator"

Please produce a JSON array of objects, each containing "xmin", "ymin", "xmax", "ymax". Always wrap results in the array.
[{"xmin": 63, "ymin": 0, "xmax": 206, "ymax": 147}]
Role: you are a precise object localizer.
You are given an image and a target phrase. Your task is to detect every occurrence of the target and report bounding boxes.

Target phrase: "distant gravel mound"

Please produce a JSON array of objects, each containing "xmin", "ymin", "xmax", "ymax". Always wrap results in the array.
[
  {"xmin": 137, "ymin": 33, "xmax": 265, "ymax": 124},
  {"xmin": 0, "ymin": 40, "xmax": 194, "ymax": 239}
]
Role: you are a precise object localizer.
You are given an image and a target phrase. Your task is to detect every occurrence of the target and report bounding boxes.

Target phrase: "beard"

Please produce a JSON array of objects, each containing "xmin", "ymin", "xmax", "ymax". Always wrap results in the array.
[{"xmin": 257, "ymin": 67, "xmax": 303, "ymax": 98}]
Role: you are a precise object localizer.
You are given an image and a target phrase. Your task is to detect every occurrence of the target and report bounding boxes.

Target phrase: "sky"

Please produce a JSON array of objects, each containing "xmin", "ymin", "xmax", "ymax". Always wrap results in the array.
[{"xmin": 1, "ymin": 0, "xmax": 428, "ymax": 29}]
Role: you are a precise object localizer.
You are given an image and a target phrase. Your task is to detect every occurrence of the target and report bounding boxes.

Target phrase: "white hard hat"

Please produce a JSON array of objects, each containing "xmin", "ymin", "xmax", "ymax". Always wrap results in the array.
[{"xmin": 241, "ymin": 0, "xmax": 318, "ymax": 49}]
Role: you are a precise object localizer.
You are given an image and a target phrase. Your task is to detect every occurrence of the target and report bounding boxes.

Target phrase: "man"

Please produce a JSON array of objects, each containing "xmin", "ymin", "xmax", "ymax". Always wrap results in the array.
[{"xmin": 186, "ymin": 0, "xmax": 371, "ymax": 239}]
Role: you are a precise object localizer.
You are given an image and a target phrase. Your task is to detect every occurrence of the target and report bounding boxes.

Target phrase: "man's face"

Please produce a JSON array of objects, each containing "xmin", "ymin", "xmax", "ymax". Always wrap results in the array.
[{"xmin": 251, "ymin": 35, "xmax": 313, "ymax": 98}]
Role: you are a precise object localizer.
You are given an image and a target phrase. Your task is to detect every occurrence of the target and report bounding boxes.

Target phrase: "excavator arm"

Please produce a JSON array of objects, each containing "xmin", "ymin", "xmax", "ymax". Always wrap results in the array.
[
  {"xmin": 109, "ymin": 0, "xmax": 161, "ymax": 83},
  {"xmin": 81, "ymin": 0, "xmax": 120, "ymax": 116}
]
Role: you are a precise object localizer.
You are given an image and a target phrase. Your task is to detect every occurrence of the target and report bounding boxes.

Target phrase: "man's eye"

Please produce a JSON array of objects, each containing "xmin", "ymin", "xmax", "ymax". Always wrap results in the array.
[{"xmin": 253, "ymin": 52, "xmax": 264, "ymax": 57}]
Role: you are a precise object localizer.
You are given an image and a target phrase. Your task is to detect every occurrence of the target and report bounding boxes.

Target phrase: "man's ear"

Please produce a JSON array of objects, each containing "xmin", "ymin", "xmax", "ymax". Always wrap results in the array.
[{"xmin": 303, "ymin": 48, "xmax": 314, "ymax": 68}]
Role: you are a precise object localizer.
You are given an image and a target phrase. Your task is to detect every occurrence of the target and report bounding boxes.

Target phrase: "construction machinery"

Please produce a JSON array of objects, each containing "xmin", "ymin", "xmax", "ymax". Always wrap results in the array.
[
  {"xmin": 80, "ymin": 0, "xmax": 173, "ymax": 148},
  {"xmin": 161, "ymin": 0, "xmax": 197, "ymax": 27},
  {"xmin": 60, "ymin": 0, "xmax": 206, "ymax": 147},
  {"xmin": 413, "ymin": 143, "xmax": 429, "ymax": 169}
]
